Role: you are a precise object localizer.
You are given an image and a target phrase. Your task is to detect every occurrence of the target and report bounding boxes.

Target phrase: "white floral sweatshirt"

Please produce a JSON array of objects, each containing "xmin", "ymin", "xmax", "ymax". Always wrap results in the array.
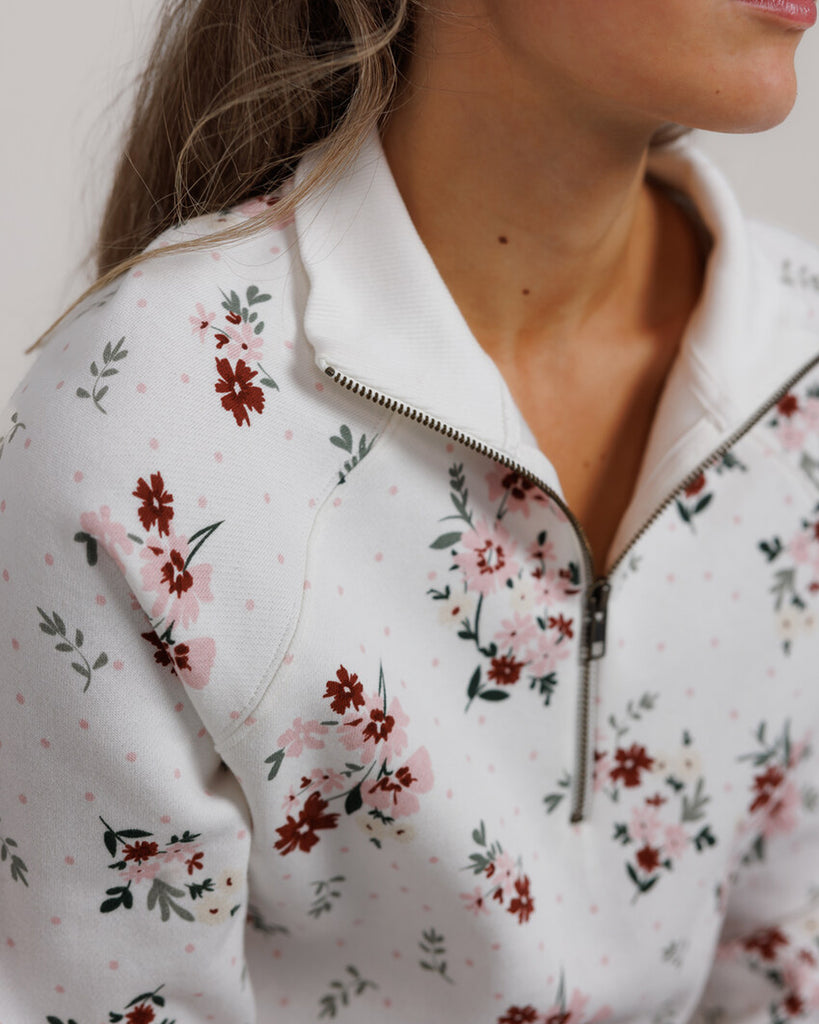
[{"xmin": 2, "ymin": 132, "xmax": 819, "ymax": 1024}]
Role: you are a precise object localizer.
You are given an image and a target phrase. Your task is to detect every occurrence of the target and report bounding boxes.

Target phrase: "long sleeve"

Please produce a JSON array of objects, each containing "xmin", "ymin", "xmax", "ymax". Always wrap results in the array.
[{"xmin": 0, "ymin": 312, "xmax": 256, "ymax": 1022}]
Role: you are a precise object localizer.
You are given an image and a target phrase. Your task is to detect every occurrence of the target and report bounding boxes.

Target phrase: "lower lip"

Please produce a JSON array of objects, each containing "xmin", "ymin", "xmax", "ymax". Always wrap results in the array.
[{"xmin": 735, "ymin": 0, "xmax": 817, "ymax": 26}]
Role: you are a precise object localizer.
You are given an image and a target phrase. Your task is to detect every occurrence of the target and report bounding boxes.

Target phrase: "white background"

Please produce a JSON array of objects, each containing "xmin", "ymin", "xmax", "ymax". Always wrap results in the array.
[{"xmin": 2, "ymin": 2, "xmax": 819, "ymax": 407}]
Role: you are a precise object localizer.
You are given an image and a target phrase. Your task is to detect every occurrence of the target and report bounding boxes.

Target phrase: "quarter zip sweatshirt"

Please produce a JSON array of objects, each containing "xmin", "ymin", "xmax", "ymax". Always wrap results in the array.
[{"xmin": 2, "ymin": 132, "xmax": 819, "ymax": 1024}]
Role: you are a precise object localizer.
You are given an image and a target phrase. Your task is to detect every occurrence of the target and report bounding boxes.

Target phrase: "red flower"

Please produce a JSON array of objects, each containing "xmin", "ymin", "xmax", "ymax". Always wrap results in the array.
[
  {"xmin": 636, "ymin": 844, "xmax": 662, "ymax": 874},
  {"xmin": 323, "ymin": 665, "xmax": 365, "ymax": 714},
  {"xmin": 610, "ymin": 743, "xmax": 654, "ymax": 787},
  {"xmin": 225, "ymin": 311, "xmax": 242, "ymax": 325},
  {"xmin": 274, "ymin": 792, "xmax": 339, "ymax": 856},
  {"xmin": 125, "ymin": 1005, "xmax": 156, "ymax": 1024},
  {"xmin": 784, "ymin": 993, "xmax": 804, "ymax": 1016},
  {"xmin": 508, "ymin": 875, "xmax": 534, "ymax": 924},
  {"xmin": 363, "ymin": 708, "xmax": 395, "ymax": 744},
  {"xmin": 185, "ymin": 851, "xmax": 204, "ymax": 875},
  {"xmin": 684, "ymin": 472, "xmax": 706, "ymax": 498},
  {"xmin": 141, "ymin": 631, "xmax": 191, "ymax": 677},
  {"xmin": 548, "ymin": 614, "xmax": 574, "ymax": 639},
  {"xmin": 778, "ymin": 393, "xmax": 799, "ymax": 418},
  {"xmin": 161, "ymin": 548, "xmax": 194, "ymax": 597},
  {"xmin": 498, "ymin": 1007, "xmax": 539, "ymax": 1024},
  {"xmin": 750, "ymin": 764, "xmax": 785, "ymax": 812},
  {"xmin": 215, "ymin": 357, "xmax": 265, "ymax": 427},
  {"xmin": 645, "ymin": 793, "xmax": 667, "ymax": 807},
  {"xmin": 488, "ymin": 654, "xmax": 524, "ymax": 686},
  {"xmin": 743, "ymin": 926, "xmax": 788, "ymax": 961},
  {"xmin": 133, "ymin": 472, "xmax": 174, "ymax": 536},
  {"xmin": 122, "ymin": 841, "xmax": 159, "ymax": 863}
]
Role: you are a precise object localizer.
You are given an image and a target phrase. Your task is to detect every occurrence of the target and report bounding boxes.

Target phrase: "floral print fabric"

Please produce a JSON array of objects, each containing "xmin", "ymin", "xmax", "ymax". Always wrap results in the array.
[{"xmin": 2, "ymin": 136, "xmax": 819, "ymax": 1023}]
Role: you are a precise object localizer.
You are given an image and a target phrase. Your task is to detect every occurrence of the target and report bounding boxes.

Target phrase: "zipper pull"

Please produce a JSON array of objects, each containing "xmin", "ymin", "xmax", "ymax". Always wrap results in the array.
[{"xmin": 586, "ymin": 578, "xmax": 610, "ymax": 661}]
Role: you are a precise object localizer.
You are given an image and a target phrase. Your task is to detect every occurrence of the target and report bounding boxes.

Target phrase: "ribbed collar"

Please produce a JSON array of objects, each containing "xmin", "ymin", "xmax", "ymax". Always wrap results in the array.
[{"xmin": 294, "ymin": 131, "xmax": 819, "ymax": 567}]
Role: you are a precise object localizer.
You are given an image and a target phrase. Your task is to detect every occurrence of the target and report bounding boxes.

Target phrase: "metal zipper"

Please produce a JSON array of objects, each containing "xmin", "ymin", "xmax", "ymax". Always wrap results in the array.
[{"xmin": 324, "ymin": 351, "xmax": 819, "ymax": 822}]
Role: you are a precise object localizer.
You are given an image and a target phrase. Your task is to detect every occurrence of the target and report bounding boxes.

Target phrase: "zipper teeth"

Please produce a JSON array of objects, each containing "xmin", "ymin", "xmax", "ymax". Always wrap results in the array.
[{"xmin": 325, "ymin": 351, "xmax": 819, "ymax": 822}]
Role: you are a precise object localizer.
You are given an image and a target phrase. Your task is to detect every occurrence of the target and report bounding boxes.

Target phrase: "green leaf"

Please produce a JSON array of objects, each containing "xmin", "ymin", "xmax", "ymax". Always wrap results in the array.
[
  {"xmin": 330, "ymin": 426, "xmax": 354, "ymax": 453},
  {"xmin": 430, "ymin": 532, "xmax": 462, "ymax": 550},
  {"xmin": 96, "ymin": 385, "xmax": 109, "ymax": 402},
  {"xmin": 55, "ymin": 642, "xmax": 73, "ymax": 653},
  {"xmin": 100, "ymin": 367, "xmax": 119, "ymax": 378},
  {"xmin": 345, "ymin": 786, "xmax": 363, "ymax": 815},
  {"xmin": 90, "ymin": 361, "xmax": 99, "ymax": 377},
  {"xmin": 52, "ymin": 612, "xmax": 66, "ymax": 635},
  {"xmin": 259, "ymin": 377, "xmax": 278, "ymax": 389},
  {"xmin": 71, "ymin": 661, "xmax": 88, "ymax": 677},
  {"xmin": 694, "ymin": 493, "xmax": 713, "ymax": 515},
  {"xmin": 76, "ymin": 388, "xmax": 91, "ymax": 399},
  {"xmin": 264, "ymin": 748, "xmax": 285, "ymax": 782},
  {"xmin": 117, "ymin": 829, "xmax": 153, "ymax": 838},
  {"xmin": 478, "ymin": 690, "xmax": 510, "ymax": 702},
  {"xmin": 467, "ymin": 667, "xmax": 481, "ymax": 700},
  {"xmin": 93, "ymin": 652, "xmax": 108, "ymax": 670},
  {"xmin": 104, "ymin": 829, "xmax": 118, "ymax": 857},
  {"xmin": 75, "ymin": 628, "xmax": 84, "ymax": 648},
  {"xmin": 103, "ymin": 341, "xmax": 112, "ymax": 363}
]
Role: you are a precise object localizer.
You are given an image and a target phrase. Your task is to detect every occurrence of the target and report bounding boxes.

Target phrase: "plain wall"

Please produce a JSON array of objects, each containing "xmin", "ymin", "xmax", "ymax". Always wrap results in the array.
[{"xmin": 2, "ymin": 2, "xmax": 819, "ymax": 407}]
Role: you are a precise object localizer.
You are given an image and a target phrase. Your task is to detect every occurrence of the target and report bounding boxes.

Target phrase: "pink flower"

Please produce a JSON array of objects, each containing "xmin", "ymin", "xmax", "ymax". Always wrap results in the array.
[
  {"xmin": 122, "ymin": 860, "xmax": 162, "ymax": 884},
  {"xmin": 592, "ymin": 750, "xmax": 611, "ymax": 792},
  {"xmin": 526, "ymin": 629, "xmax": 571, "ymax": 676},
  {"xmin": 162, "ymin": 842, "xmax": 200, "ymax": 865},
  {"xmin": 453, "ymin": 518, "xmax": 521, "ymax": 596},
  {"xmin": 788, "ymin": 529, "xmax": 814, "ymax": 565},
  {"xmin": 337, "ymin": 693, "xmax": 410, "ymax": 763},
  {"xmin": 536, "ymin": 567, "xmax": 580, "ymax": 603},
  {"xmin": 663, "ymin": 823, "xmax": 689, "ymax": 859},
  {"xmin": 276, "ymin": 717, "xmax": 328, "ymax": 758},
  {"xmin": 79, "ymin": 506, "xmax": 134, "ymax": 572},
  {"xmin": 300, "ymin": 767, "xmax": 346, "ymax": 796},
  {"xmin": 494, "ymin": 611, "xmax": 538, "ymax": 653},
  {"xmin": 542, "ymin": 989, "xmax": 589, "ymax": 1024},
  {"xmin": 760, "ymin": 779, "xmax": 800, "ymax": 838},
  {"xmin": 172, "ymin": 636, "xmax": 215, "ymax": 690},
  {"xmin": 803, "ymin": 396, "xmax": 819, "ymax": 432},
  {"xmin": 189, "ymin": 302, "xmax": 216, "ymax": 343},
  {"xmin": 489, "ymin": 851, "xmax": 519, "ymax": 899},
  {"xmin": 235, "ymin": 195, "xmax": 294, "ymax": 227},
  {"xmin": 629, "ymin": 805, "xmax": 662, "ymax": 845},
  {"xmin": 459, "ymin": 885, "xmax": 490, "ymax": 916},
  {"xmin": 528, "ymin": 535, "xmax": 557, "ymax": 565},
  {"xmin": 362, "ymin": 747, "xmax": 433, "ymax": 817},
  {"xmin": 281, "ymin": 786, "xmax": 301, "ymax": 813},
  {"xmin": 485, "ymin": 466, "xmax": 547, "ymax": 517},
  {"xmin": 139, "ymin": 531, "xmax": 214, "ymax": 629},
  {"xmin": 777, "ymin": 421, "xmax": 807, "ymax": 452},
  {"xmin": 217, "ymin": 320, "xmax": 264, "ymax": 365}
]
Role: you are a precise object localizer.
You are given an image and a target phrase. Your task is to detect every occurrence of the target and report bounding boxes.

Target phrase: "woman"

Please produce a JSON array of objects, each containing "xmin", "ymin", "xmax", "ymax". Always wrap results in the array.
[{"xmin": 2, "ymin": 0, "xmax": 819, "ymax": 1020}]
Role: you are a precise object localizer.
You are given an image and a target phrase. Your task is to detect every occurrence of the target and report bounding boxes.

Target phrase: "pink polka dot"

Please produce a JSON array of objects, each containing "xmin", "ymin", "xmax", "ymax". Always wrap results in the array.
[
  {"xmin": 51, "ymin": 917, "xmax": 61, "ymax": 926},
  {"xmin": 18, "ymin": 794, "xmax": 26, "ymax": 804},
  {"xmin": 84, "ymin": 792, "xmax": 95, "ymax": 802},
  {"xmin": 174, "ymin": 768, "xmax": 182, "ymax": 779},
  {"xmin": 686, "ymin": 687, "xmax": 695, "ymax": 697},
  {"xmin": 24, "ymin": 438, "xmax": 31, "ymax": 449},
  {"xmin": 64, "ymin": 856, "xmax": 74, "ymax": 865},
  {"xmin": 44, "ymin": 553, "xmax": 54, "ymax": 566},
  {"xmin": 136, "ymin": 382, "xmax": 147, "ymax": 393},
  {"xmin": 149, "ymin": 438, "xmax": 159, "ymax": 450},
  {"xmin": 237, "ymin": 829, "xmax": 247, "ymax": 840},
  {"xmin": 389, "ymin": 485, "xmax": 398, "ymax": 495},
  {"xmin": 446, "ymin": 788, "xmax": 453, "ymax": 799},
  {"xmin": 375, "ymin": 552, "xmax": 383, "ymax": 562},
  {"xmin": 429, "ymin": 856, "xmax": 439, "ymax": 864},
  {"xmin": 55, "ymin": 985, "xmax": 65, "ymax": 993},
  {"xmin": 137, "ymin": 298, "xmax": 147, "ymax": 309},
  {"xmin": 590, "ymin": 904, "xmax": 599, "ymax": 914},
  {"xmin": 113, "ymin": 660, "xmax": 124, "ymax": 671},
  {"xmin": 333, "ymin": 497, "xmax": 342, "ymax": 507},
  {"xmin": 271, "ymin": 246, "xmax": 281, "ymax": 255},
  {"xmin": 431, "ymin": 657, "xmax": 439, "ymax": 667},
  {"xmin": 314, "ymin": 382, "xmax": 324, "ymax": 392},
  {"xmin": 96, "ymin": 594, "xmax": 106, "ymax": 605},
  {"xmin": 284, "ymin": 430, "xmax": 293, "ymax": 441},
  {"xmin": 491, "ymin": 943, "xmax": 501, "ymax": 951},
  {"xmin": 185, "ymin": 943, "xmax": 196, "ymax": 953},
  {"xmin": 73, "ymin": 471, "xmax": 83, "ymax": 483},
  {"xmin": 283, "ymin": 653, "xmax": 294, "ymax": 665},
  {"xmin": 6, "ymin": 937, "xmax": 14, "ymax": 947},
  {"xmin": 161, "ymin": 815, "xmax": 171, "ymax": 824},
  {"xmin": 181, "ymin": 373, "xmax": 190, "ymax": 384},
  {"xmin": 284, "ymin": 339, "xmax": 294, "ymax": 350},
  {"xmin": 304, "ymin": 580, "xmax": 311, "ymax": 590},
  {"xmin": 133, "ymin": 270, "xmax": 143, "ymax": 278},
  {"xmin": 277, "ymin": 553, "xmax": 284, "ymax": 564},
  {"xmin": 0, "ymin": 500, "xmax": 4, "ymax": 512},
  {"xmin": 601, "ymin": 955, "xmax": 609, "ymax": 966},
  {"xmin": 40, "ymin": 738, "xmax": 50, "ymax": 749},
  {"xmin": 126, "ymin": 752, "xmax": 137, "ymax": 763},
  {"xmin": 211, "ymin": 251, "xmax": 221, "ymax": 262},
  {"xmin": 230, "ymin": 711, "xmax": 241, "ymax": 720},
  {"xmin": 197, "ymin": 727, "xmax": 206, "ymax": 738},
  {"xmin": 11, "ymin": 638, "xmax": 19, "ymax": 651},
  {"xmin": 657, "ymin": 641, "xmax": 665, "ymax": 652},
  {"xmin": 79, "ymin": 719, "xmax": 89, "ymax": 730},
  {"xmin": 3, "ymin": 570, "xmax": 9, "ymax": 582},
  {"xmin": 245, "ymin": 599, "xmax": 255, "ymax": 611},
  {"xmin": 265, "ymin": 494, "xmax": 272, "ymax": 504},
  {"xmin": 174, "ymin": 702, "xmax": 184, "ymax": 713},
  {"xmin": 729, "ymin": 708, "xmax": 739, "ymax": 720},
  {"xmin": 56, "ymin": 380, "xmax": 64, "ymax": 390},
  {"xmin": 214, "ymin": 452, "xmax": 223, "ymax": 463},
  {"xmin": 109, "ymin": 960, "xmax": 119, "ymax": 970},
  {"xmin": 383, "ymin": 999, "xmax": 392, "ymax": 1009}
]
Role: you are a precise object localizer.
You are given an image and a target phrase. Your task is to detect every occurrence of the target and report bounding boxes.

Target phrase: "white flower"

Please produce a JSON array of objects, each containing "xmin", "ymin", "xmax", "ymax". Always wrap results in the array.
[{"xmin": 435, "ymin": 587, "xmax": 476, "ymax": 629}]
